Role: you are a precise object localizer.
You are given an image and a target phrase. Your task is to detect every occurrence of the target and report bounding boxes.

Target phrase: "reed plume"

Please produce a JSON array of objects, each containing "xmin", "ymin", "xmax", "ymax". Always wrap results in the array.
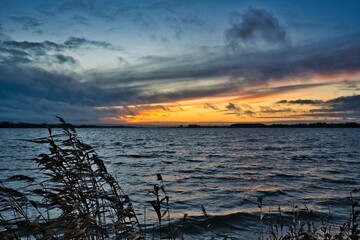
[{"xmin": 0, "ymin": 117, "xmax": 143, "ymax": 239}]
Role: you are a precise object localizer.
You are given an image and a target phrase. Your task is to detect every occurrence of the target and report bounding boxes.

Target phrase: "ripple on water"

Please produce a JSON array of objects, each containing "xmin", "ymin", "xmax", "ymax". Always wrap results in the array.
[{"xmin": 1, "ymin": 128, "xmax": 360, "ymax": 238}]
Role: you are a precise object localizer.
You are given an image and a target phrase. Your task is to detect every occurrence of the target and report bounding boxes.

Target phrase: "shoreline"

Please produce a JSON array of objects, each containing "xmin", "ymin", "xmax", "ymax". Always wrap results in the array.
[{"xmin": 1, "ymin": 122, "xmax": 360, "ymax": 128}]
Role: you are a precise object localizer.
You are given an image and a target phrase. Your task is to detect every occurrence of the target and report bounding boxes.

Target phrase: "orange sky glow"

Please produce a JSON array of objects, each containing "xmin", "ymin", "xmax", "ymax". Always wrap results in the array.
[{"xmin": 99, "ymin": 72, "xmax": 360, "ymax": 125}]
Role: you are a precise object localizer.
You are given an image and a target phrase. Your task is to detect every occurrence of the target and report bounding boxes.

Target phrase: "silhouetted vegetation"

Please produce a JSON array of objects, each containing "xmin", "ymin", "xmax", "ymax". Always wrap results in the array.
[
  {"xmin": 2, "ymin": 121, "xmax": 360, "ymax": 128},
  {"xmin": 257, "ymin": 191, "xmax": 360, "ymax": 240},
  {"xmin": 229, "ymin": 122, "xmax": 360, "ymax": 128},
  {"xmin": 0, "ymin": 117, "xmax": 142, "ymax": 239}
]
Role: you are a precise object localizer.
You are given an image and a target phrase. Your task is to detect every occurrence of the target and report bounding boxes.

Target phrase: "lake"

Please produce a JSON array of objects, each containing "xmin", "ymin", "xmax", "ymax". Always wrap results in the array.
[{"xmin": 1, "ymin": 128, "xmax": 359, "ymax": 239}]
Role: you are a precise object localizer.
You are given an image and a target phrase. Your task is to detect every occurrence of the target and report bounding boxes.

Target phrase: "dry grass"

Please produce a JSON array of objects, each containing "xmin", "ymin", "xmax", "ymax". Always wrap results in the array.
[
  {"xmin": 258, "ymin": 191, "xmax": 360, "ymax": 240},
  {"xmin": 0, "ymin": 117, "xmax": 142, "ymax": 239}
]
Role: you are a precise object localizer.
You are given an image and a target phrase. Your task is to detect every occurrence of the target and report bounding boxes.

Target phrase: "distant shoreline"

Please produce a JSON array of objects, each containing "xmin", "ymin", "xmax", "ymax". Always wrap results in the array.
[{"xmin": 1, "ymin": 121, "xmax": 360, "ymax": 128}]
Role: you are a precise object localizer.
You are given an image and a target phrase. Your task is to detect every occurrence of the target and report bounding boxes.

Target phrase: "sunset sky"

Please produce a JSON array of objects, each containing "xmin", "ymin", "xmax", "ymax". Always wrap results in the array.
[{"xmin": 1, "ymin": 0, "xmax": 359, "ymax": 125}]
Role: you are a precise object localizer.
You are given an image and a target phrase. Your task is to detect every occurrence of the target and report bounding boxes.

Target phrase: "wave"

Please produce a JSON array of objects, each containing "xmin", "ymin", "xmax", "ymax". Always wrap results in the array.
[{"xmin": 116, "ymin": 153, "xmax": 161, "ymax": 159}]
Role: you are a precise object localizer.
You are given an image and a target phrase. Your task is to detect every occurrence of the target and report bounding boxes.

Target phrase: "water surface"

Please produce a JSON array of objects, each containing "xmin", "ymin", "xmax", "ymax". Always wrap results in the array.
[{"xmin": 1, "ymin": 128, "xmax": 359, "ymax": 239}]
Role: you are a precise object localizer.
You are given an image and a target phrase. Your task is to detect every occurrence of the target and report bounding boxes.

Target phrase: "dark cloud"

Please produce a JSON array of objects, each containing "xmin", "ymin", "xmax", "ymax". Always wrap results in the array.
[
  {"xmin": 53, "ymin": 54, "xmax": 78, "ymax": 65},
  {"xmin": 0, "ymin": 61, "xmax": 147, "ymax": 123},
  {"xmin": 323, "ymin": 95, "xmax": 360, "ymax": 112},
  {"xmin": 260, "ymin": 106, "xmax": 293, "ymax": 114},
  {"xmin": 226, "ymin": 103, "xmax": 241, "ymax": 111},
  {"xmin": 1, "ymin": 30, "xmax": 358, "ymax": 123},
  {"xmin": 64, "ymin": 37, "xmax": 122, "ymax": 51},
  {"xmin": 0, "ymin": 94, "xmax": 114, "ymax": 124},
  {"xmin": 277, "ymin": 99, "xmax": 324, "ymax": 105},
  {"xmin": 225, "ymin": 103, "xmax": 241, "ymax": 115},
  {"xmin": 2, "ymin": 37, "xmax": 120, "ymax": 53},
  {"xmin": 2, "ymin": 40, "xmax": 62, "ymax": 53},
  {"xmin": 340, "ymin": 80, "xmax": 360, "ymax": 91},
  {"xmin": 225, "ymin": 8, "xmax": 288, "ymax": 51},
  {"xmin": 274, "ymin": 95, "xmax": 360, "ymax": 120},
  {"xmin": 234, "ymin": 83, "xmax": 336, "ymax": 101},
  {"xmin": 0, "ymin": 63, "xmax": 142, "ymax": 105},
  {"xmin": 1, "ymin": 4, "xmax": 359, "ymax": 123},
  {"xmin": 289, "ymin": 95, "xmax": 360, "ymax": 120},
  {"xmin": 89, "ymin": 32, "xmax": 360, "ymax": 98},
  {"xmin": 0, "ymin": 41, "xmax": 71, "ymax": 66},
  {"xmin": 9, "ymin": 16, "xmax": 42, "ymax": 30},
  {"xmin": 0, "ymin": 37, "xmax": 121, "ymax": 66},
  {"xmin": 203, "ymin": 103, "xmax": 218, "ymax": 111},
  {"xmin": 0, "ymin": 46, "xmax": 31, "ymax": 63},
  {"xmin": 244, "ymin": 110, "xmax": 255, "ymax": 116}
]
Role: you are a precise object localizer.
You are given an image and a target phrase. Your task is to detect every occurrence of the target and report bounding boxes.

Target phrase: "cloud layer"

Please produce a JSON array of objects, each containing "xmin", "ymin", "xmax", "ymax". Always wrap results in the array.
[
  {"xmin": 225, "ymin": 8, "xmax": 289, "ymax": 51},
  {"xmin": 0, "ymin": 3, "xmax": 359, "ymax": 123}
]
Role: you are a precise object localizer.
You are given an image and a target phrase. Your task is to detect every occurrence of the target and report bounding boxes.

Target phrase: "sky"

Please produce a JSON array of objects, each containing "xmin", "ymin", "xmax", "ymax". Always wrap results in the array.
[{"xmin": 0, "ymin": 0, "xmax": 360, "ymax": 125}]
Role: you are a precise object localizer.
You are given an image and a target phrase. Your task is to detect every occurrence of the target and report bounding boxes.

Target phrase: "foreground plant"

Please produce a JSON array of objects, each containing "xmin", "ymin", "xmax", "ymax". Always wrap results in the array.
[
  {"xmin": 261, "ymin": 189, "xmax": 360, "ymax": 240},
  {"xmin": 0, "ymin": 117, "xmax": 143, "ymax": 239}
]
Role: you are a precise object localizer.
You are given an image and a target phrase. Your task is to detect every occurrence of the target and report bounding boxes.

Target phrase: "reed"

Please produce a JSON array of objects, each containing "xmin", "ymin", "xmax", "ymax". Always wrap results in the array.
[
  {"xmin": 259, "ymin": 190, "xmax": 360, "ymax": 240},
  {"xmin": 0, "ymin": 117, "xmax": 142, "ymax": 239}
]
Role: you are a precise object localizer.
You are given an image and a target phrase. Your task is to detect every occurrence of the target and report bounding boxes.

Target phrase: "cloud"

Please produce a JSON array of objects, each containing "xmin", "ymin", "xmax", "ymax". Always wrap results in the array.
[
  {"xmin": 203, "ymin": 103, "xmax": 218, "ymax": 110},
  {"xmin": 1, "ymin": 4, "xmax": 360, "ymax": 123},
  {"xmin": 0, "ymin": 37, "xmax": 121, "ymax": 67},
  {"xmin": 0, "ymin": 41, "xmax": 76, "ymax": 67},
  {"xmin": 64, "ymin": 37, "xmax": 122, "ymax": 51},
  {"xmin": 2, "ymin": 37, "xmax": 120, "ymax": 53},
  {"xmin": 285, "ymin": 95, "xmax": 360, "ymax": 120},
  {"xmin": 88, "ymin": 32, "xmax": 360, "ymax": 100},
  {"xmin": 322, "ymin": 95, "xmax": 360, "ymax": 112},
  {"xmin": 9, "ymin": 16, "xmax": 42, "ymax": 30},
  {"xmin": 53, "ymin": 54, "xmax": 78, "ymax": 65},
  {"xmin": 0, "ymin": 46, "xmax": 31, "ymax": 63},
  {"xmin": 225, "ymin": 103, "xmax": 241, "ymax": 115},
  {"xmin": 225, "ymin": 8, "xmax": 288, "ymax": 51},
  {"xmin": 226, "ymin": 103, "xmax": 241, "ymax": 111},
  {"xmin": 0, "ymin": 94, "xmax": 114, "ymax": 124},
  {"xmin": 277, "ymin": 99, "xmax": 324, "ymax": 105},
  {"xmin": 1, "ymin": 63, "xmax": 146, "ymax": 105},
  {"xmin": 340, "ymin": 80, "xmax": 360, "ymax": 91},
  {"xmin": 1, "ymin": 30, "xmax": 358, "ymax": 124},
  {"xmin": 244, "ymin": 110, "xmax": 255, "ymax": 116},
  {"xmin": 0, "ymin": 60, "xmax": 151, "ymax": 123},
  {"xmin": 259, "ymin": 106, "xmax": 293, "ymax": 114},
  {"xmin": 2, "ymin": 40, "xmax": 62, "ymax": 54},
  {"xmin": 71, "ymin": 15, "xmax": 90, "ymax": 25},
  {"xmin": 275, "ymin": 95, "xmax": 360, "ymax": 119}
]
